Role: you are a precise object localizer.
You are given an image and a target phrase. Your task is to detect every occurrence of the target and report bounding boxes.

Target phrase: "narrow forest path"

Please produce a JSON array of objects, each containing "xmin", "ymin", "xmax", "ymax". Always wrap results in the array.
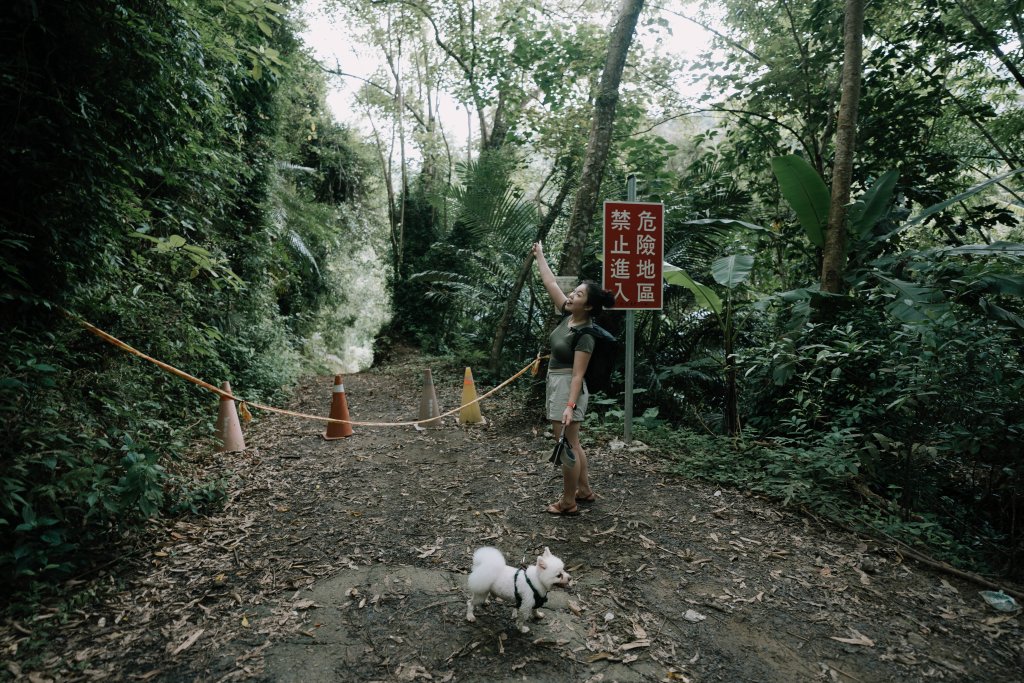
[{"xmin": 5, "ymin": 349, "xmax": 1022, "ymax": 682}]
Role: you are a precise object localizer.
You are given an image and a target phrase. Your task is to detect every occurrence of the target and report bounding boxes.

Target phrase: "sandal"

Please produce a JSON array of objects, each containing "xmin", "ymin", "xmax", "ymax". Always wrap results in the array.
[
  {"xmin": 575, "ymin": 492, "xmax": 598, "ymax": 503},
  {"xmin": 545, "ymin": 501, "xmax": 579, "ymax": 516}
]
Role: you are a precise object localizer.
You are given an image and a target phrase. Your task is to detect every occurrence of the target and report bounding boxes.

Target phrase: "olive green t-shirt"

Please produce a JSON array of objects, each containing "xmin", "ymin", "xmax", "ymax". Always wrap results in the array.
[{"xmin": 549, "ymin": 316, "xmax": 595, "ymax": 370}]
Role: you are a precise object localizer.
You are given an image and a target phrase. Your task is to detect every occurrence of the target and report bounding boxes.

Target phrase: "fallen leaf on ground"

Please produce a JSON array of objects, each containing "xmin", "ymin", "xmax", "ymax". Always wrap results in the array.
[
  {"xmin": 983, "ymin": 615, "xmax": 1016, "ymax": 626},
  {"xmin": 394, "ymin": 663, "xmax": 433, "ymax": 681},
  {"xmin": 170, "ymin": 629, "xmax": 204, "ymax": 656},
  {"xmin": 586, "ymin": 652, "xmax": 619, "ymax": 663},
  {"xmin": 830, "ymin": 629, "xmax": 874, "ymax": 647},
  {"xmin": 853, "ymin": 567, "xmax": 872, "ymax": 585}
]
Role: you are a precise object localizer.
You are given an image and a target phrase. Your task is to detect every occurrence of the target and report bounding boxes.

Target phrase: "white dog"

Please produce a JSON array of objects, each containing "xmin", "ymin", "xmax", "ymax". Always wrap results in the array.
[{"xmin": 465, "ymin": 546, "xmax": 571, "ymax": 633}]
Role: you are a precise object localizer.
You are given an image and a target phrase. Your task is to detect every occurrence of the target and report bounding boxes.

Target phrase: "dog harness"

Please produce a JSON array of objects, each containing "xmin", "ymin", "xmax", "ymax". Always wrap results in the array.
[{"xmin": 513, "ymin": 568, "xmax": 547, "ymax": 609}]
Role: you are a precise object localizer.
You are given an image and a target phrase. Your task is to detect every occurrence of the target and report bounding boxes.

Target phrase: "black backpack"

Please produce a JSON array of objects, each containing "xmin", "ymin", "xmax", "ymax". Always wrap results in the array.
[{"xmin": 571, "ymin": 323, "xmax": 618, "ymax": 394}]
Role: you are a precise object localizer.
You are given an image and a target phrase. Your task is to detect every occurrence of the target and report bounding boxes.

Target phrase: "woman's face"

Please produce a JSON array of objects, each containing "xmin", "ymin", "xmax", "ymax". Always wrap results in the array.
[{"xmin": 565, "ymin": 284, "xmax": 591, "ymax": 315}]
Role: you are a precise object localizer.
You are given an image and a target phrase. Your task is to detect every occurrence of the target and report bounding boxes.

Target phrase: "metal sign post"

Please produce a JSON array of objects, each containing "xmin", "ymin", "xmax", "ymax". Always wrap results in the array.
[
  {"xmin": 624, "ymin": 176, "xmax": 636, "ymax": 443},
  {"xmin": 602, "ymin": 174, "xmax": 664, "ymax": 444}
]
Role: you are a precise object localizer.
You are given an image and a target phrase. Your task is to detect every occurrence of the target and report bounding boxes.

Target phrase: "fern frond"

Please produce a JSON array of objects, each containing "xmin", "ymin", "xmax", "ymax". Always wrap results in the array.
[{"xmin": 287, "ymin": 230, "xmax": 321, "ymax": 279}]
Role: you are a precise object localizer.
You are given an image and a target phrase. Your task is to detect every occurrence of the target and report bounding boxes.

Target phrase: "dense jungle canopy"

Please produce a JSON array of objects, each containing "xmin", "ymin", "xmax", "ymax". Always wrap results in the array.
[{"xmin": 1, "ymin": 0, "xmax": 1023, "ymax": 599}]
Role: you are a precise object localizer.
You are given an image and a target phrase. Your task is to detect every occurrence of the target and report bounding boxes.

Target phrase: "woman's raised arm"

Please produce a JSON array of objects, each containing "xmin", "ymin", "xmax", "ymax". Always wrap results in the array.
[{"xmin": 533, "ymin": 242, "xmax": 567, "ymax": 311}]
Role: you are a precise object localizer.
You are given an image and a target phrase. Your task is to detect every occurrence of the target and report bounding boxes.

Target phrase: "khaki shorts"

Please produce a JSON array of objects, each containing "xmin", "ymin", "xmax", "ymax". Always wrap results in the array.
[{"xmin": 546, "ymin": 369, "xmax": 589, "ymax": 422}]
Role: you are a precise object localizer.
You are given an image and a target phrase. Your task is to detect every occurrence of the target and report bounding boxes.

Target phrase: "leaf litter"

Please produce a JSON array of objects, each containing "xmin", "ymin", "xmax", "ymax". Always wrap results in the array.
[{"xmin": 2, "ymin": 348, "xmax": 1022, "ymax": 682}]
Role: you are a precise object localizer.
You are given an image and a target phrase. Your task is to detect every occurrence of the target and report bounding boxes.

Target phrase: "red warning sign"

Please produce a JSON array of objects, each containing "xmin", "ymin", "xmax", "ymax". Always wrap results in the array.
[{"xmin": 602, "ymin": 201, "xmax": 664, "ymax": 310}]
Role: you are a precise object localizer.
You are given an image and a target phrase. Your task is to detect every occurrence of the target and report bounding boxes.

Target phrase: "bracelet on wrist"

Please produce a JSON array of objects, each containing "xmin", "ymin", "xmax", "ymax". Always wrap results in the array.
[{"xmin": 567, "ymin": 401, "xmax": 576, "ymax": 409}]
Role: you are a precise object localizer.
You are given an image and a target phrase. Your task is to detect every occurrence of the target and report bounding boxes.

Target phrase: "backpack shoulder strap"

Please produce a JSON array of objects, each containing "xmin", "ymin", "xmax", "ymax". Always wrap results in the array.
[
  {"xmin": 570, "ymin": 325, "xmax": 596, "ymax": 346},
  {"xmin": 569, "ymin": 326, "xmax": 587, "ymax": 351},
  {"xmin": 571, "ymin": 324, "xmax": 615, "ymax": 351}
]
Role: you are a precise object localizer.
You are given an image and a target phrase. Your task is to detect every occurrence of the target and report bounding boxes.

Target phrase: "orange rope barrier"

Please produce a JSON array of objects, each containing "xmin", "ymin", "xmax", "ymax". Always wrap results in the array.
[{"xmin": 64, "ymin": 310, "xmax": 545, "ymax": 428}]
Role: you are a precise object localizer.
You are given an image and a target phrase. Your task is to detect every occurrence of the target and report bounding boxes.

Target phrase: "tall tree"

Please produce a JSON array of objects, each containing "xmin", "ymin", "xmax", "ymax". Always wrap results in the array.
[
  {"xmin": 559, "ymin": 0, "xmax": 646, "ymax": 277},
  {"xmin": 820, "ymin": 0, "xmax": 865, "ymax": 294}
]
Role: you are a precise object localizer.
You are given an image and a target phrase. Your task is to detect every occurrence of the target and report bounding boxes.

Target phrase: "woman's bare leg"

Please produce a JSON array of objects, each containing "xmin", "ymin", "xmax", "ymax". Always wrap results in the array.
[
  {"xmin": 562, "ymin": 421, "xmax": 591, "ymax": 501},
  {"xmin": 545, "ymin": 421, "xmax": 586, "ymax": 510}
]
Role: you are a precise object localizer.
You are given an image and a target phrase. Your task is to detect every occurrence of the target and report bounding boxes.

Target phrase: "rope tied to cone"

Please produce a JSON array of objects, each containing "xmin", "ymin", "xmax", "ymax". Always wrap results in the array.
[{"xmin": 64, "ymin": 309, "xmax": 548, "ymax": 428}]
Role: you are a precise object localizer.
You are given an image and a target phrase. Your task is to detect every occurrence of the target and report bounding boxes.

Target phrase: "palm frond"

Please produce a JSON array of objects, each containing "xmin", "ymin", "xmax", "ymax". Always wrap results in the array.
[
  {"xmin": 287, "ymin": 230, "xmax": 321, "ymax": 279},
  {"xmin": 447, "ymin": 153, "xmax": 538, "ymax": 252}
]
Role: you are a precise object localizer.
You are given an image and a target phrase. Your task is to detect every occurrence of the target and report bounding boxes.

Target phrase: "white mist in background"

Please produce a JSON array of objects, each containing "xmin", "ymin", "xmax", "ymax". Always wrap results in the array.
[{"xmin": 306, "ymin": 241, "xmax": 392, "ymax": 374}]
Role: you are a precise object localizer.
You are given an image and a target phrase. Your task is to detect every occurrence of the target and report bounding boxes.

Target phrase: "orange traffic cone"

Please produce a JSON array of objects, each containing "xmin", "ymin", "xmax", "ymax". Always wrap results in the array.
[
  {"xmin": 214, "ymin": 381, "xmax": 246, "ymax": 453},
  {"xmin": 417, "ymin": 369, "xmax": 443, "ymax": 428},
  {"xmin": 323, "ymin": 374, "xmax": 354, "ymax": 439},
  {"xmin": 458, "ymin": 367, "xmax": 486, "ymax": 425}
]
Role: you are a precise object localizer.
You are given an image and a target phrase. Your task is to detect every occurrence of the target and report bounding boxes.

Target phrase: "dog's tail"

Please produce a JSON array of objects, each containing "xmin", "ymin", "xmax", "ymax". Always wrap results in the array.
[{"xmin": 468, "ymin": 546, "xmax": 505, "ymax": 592}]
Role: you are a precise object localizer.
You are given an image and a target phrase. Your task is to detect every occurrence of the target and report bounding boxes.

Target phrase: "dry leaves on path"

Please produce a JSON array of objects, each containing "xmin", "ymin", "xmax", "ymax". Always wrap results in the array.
[{"xmin": 3, "ymin": 349, "xmax": 1022, "ymax": 682}]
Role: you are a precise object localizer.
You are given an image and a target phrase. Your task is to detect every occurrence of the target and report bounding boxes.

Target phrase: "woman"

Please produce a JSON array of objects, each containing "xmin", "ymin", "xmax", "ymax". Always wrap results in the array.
[{"xmin": 532, "ymin": 242, "xmax": 615, "ymax": 515}]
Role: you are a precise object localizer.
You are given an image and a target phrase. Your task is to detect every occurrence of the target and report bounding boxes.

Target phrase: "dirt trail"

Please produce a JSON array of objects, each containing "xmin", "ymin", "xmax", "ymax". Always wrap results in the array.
[{"xmin": 4, "ymin": 350, "xmax": 1022, "ymax": 682}]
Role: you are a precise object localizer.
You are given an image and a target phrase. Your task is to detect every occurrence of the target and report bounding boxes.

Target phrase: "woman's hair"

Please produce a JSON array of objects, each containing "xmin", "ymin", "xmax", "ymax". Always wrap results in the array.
[{"xmin": 582, "ymin": 280, "xmax": 615, "ymax": 315}]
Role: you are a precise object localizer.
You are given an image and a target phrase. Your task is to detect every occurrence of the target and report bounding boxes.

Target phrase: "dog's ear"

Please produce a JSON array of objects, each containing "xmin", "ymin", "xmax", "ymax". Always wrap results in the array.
[
  {"xmin": 542, "ymin": 547, "xmax": 552, "ymax": 557},
  {"xmin": 537, "ymin": 554, "xmax": 547, "ymax": 570}
]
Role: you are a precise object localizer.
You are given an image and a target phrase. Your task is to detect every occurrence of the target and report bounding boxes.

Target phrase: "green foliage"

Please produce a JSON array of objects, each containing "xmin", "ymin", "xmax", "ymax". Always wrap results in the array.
[
  {"xmin": 1, "ymin": 329, "xmax": 178, "ymax": 578},
  {"xmin": 660, "ymin": 426, "xmax": 862, "ymax": 506},
  {"xmin": 648, "ymin": 426, "xmax": 984, "ymax": 570},
  {"xmin": 870, "ymin": 168, "xmax": 1024, "ymax": 247},
  {"xmin": 693, "ymin": 0, "xmax": 1021, "ymax": 248},
  {"xmin": 659, "ymin": 252, "xmax": 757, "ymax": 434},
  {"xmin": 398, "ymin": 149, "xmax": 538, "ymax": 356},
  {"xmin": 590, "ymin": 405, "xmax": 664, "ymax": 432},
  {"xmin": 848, "ymin": 170, "xmax": 899, "ymax": 242},
  {"xmin": 740, "ymin": 295, "xmax": 1024, "ymax": 572},
  {"xmin": 653, "ymin": 8, "xmax": 1023, "ymax": 568},
  {"xmin": 663, "ymin": 264, "xmax": 723, "ymax": 313},
  {"xmin": 770, "ymin": 155, "xmax": 829, "ymax": 248},
  {"xmin": 711, "ymin": 254, "xmax": 755, "ymax": 289},
  {"xmin": 0, "ymin": 0, "xmax": 377, "ymax": 585}
]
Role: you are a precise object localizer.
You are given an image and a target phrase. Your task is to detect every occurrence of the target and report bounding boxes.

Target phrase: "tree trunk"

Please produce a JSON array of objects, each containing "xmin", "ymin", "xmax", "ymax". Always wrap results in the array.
[
  {"xmin": 820, "ymin": 0, "xmax": 865, "ymax": 294},
  {"xmin": 724, "ymin": 333, "xmax": 739, "ymax": 436},
  {"xmin": 487, "ymin": 161, "xmax": 576, "ymax": 373},
  {"xmin": 417, "ymin": 18, "xmax": 440, "ymax": 191},
  {"xmin": 367, "ymin": 114, "xmax": 400, "ymax": 279},
  {"xmin": 558, "ymin": 0, "xmax": 645, "ymax": 277},
  {"xmin": 395, "ymin": 33, "xmax": 408, "ymax": 279},
  {"xmin": 485, "ymin": 91, "xmax": 510, "ymax": 151},
  {"xmin": 381, "ymin": 8, "xmax": 408, "ymax": 280}
]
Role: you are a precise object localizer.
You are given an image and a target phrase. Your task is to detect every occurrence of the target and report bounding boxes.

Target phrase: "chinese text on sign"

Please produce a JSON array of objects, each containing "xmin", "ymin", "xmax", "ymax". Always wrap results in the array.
[{"xmin": 602, "ymin": 201, "xmax": 664, "ymax": 310}]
